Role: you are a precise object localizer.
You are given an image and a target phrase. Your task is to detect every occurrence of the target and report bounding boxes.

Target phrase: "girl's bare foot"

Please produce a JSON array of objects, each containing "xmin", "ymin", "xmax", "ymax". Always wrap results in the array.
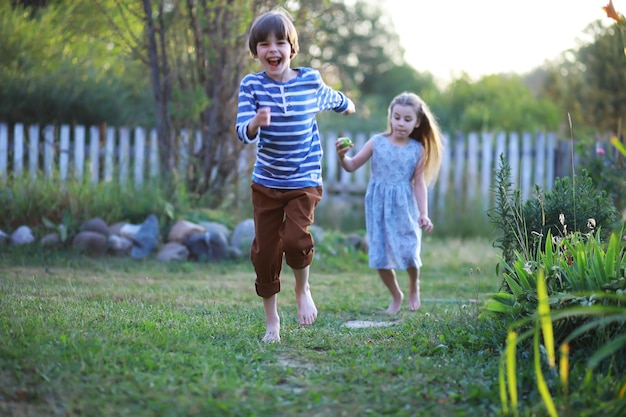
[
  {"xmin": 386, "ymin": 291, "xmax": 404, "ymax": 314},
  {"xmin": 407, "ymin": 268, "xmax": 421, "ymax": 311},
  {"xmin": 295, "ymin": 287, "xmax": 317, "ymax": 325},
  {"xmin": 407, "ymin": 290, "xmax": 421, "ymax": 311}
]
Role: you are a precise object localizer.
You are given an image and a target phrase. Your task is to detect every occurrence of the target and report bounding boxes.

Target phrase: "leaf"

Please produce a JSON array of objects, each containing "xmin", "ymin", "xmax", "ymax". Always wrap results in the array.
[
  {"xmin": 42, "ymin": 216, "xmax": 56, "ymax": 228},
  {"xmin": 505, "ymin": 331, "xmax": 519, "ymax": 415},
  {"xmin": 610, "ymin": 135, "xmax": 626, "ymax": 156},
  {"xmin": 537, "ymin": 268, "xmax": 555, "ymax": 368},
  {"xmin": 534, "ymin": 329, "xmax": 558, "ymax": 417},
  {"xmin": 587, "ymin": 333, "xmax": 626, "ymax": 371},
  {"xmin": 602, "ymin": 1, "xmax": 625, "ymax": 24}
]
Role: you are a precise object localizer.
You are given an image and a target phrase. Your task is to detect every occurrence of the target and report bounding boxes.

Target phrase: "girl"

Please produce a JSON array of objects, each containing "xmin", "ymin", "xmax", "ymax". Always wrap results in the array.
[{"xmin": 336, "ymin": 92, "xmax": 443, "ymax": 313}]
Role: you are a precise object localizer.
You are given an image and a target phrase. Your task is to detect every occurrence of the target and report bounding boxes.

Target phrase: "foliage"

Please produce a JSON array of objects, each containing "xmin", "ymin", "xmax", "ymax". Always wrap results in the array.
[
  {"xmin": 487, "ymin": 221, "xmax": 626, "ymax": 416},
  {"xmin": 493, "ymin": 6, "xmax": 626, "ymax": 415},
  {"xmin": 304, "ymin": 0, "xmax": 405, "ymax": 99},
  {"xmin": 0, "ymin": 238, "xmax": 504, "ymax": 417},
  {"xmin": 0, "ymin": 172, "xmax": 193, "ymax": 242},
  {"xmin": 488, "ymin": 154, "xmax": 526, "ymax": 266},
  {"xmin": 441, "ymin": 74, "xmax": 561, "ymax": 133},
  {"xmin": 576, "ymin": 135, "xmax": 626, "ymax": 212},
  {"xmin": 541, "ymin": 19, "xmax": 626, "ymax": 136},
  {"xmin": 523, "ymin": 169, "xmax": 619, "ymax": 245},
  {"xmin": 0, "ymin": 1, "xmax": 152, "ymax": 126},
  {"xmin": 488, "ymin": 156, "xmax": 620, "ymax": 270}
]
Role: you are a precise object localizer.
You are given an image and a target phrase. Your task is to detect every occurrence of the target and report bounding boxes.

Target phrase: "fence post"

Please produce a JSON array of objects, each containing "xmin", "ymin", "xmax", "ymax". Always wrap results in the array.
[
  {"xmin": 89, "ymin": 125, "xmax": 100, "ymax": 184},
  {"xmin": 28, "ymin": 124, "xmax": 39, "ymax": 182},
  {"xmin": 59, "ymin": 125, "xmax": 70, "ymax": 180},
  {"xmin": 44, "ymin": 125, "xmax": 55, "ymax": 179},
  {"xmin": 437, "ymin": 133, "xmax": 451, "ymax": 213},
  {"xmin": 324, "ymin": 131, "xmax": 339, "ymax": 189},
  {"xmin": 453, "ymin": 132, "xmax": 466, "ymax": 203},
  {"xmin": 508, "ymin": 132, "xmax": 520, "ymax": 189},
  {"xmin": 119, "ymin": 127, "xmax": 130, "ymax": 186},
  {"xmin": 521, "ymin": 132, "xmax": 533, "ymax": 199},
  {"xmin": 134, "ymin": 127, "xmax": 146, "ymax": 188},
  {"xmin": 535, "ymin": 131, "xmax": 546, "ymax": 191},
  {"xmin": 0, "ymin": 124, "xmax": 7, "ymax": 179},
  {"xmin": 467, "ymin": 132, "xmax": 479, "ymax": 202},
  {"xmin": 14, "ymin": 124, "xmax": 24, "ymax": 176},
  {"xmin": 149, "ymin": 128, "xmax": 159, "ymax": 180},
  {"xmin": 481, "ymin": 132, "xmax": 493, "ymax": 211},
  {"xmin": 546, "ymin": 133, "xmax": 555, "ymax": 191},
  {"xmin": 104, "ymin": 127, "xmax": 115, "ymax": 183}
]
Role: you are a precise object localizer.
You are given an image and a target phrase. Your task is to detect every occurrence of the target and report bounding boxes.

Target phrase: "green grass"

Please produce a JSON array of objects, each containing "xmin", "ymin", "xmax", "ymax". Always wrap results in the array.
[{"xmin": 0, "ymin": 238, "xmax": 541, "ymax": 416}]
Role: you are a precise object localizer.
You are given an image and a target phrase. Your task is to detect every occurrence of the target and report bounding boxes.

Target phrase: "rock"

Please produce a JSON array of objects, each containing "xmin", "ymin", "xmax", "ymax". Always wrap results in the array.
[
  {"xmin": 198, "ymin": 221, "xmax": 230, "ymax": 240},
  {"xmin": 167, "ymin": 220, "xmax": 205, "ymax": 243},
  {"xmin": 10, "ymin": 226, "xmax": 35, "ymax": 246},
  {"xmin": 156, "ymin": 242, "xmax": 189, "ymax": 261},
  {"xmin": 120, "ymin": 223, "xmax": 142, "ymax": 239},
  {"xmin": 40, "ymin": 233, "xmax": 61, "ymax": 247},
  {"xmin": 80, "ymin": 217, "xmax": 109, "ymax": 237},
  {"xmin": 107, "ymin": 234, "xmax": 133, "ymax": 256},
  {"xmin": 230, "ymin": 218, "xmax": 255, "ymax": 254},
  {"xmin": 130, "ymin": 214, "xmax": 159, "ymax": 259},
  {"xmin": 108, "ymin": 222, "xmax": 127, "ymax": 237},
  {"xmin": 184, "ymin": 231, "xmax": 230, "ymax": 262},
  {"xmin": 72, "ymin": 231, "xmax": 108, "ymax": 256}
]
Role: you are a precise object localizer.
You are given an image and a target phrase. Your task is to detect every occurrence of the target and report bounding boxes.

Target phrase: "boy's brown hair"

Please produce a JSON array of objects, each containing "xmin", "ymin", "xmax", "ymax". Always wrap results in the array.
[{"xmin": 248, "ymin": 8, "xmax": 299, "ymax": 58}]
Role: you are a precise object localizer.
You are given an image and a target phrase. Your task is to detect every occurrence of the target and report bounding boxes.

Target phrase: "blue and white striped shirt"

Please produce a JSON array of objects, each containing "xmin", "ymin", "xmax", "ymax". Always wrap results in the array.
[{"xmin": 235, "ymin": 67, "xmax": 349, "ymax": 189}]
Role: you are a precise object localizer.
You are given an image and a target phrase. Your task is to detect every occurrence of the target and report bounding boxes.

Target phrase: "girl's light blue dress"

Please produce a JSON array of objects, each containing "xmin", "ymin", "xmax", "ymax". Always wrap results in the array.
[{"xmin": 365, "ymin": 135, "xmax": 423, "ymax": 270}]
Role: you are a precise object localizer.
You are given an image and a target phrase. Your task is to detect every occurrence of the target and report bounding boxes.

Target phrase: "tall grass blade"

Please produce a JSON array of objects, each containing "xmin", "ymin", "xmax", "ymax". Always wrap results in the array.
[
  {"xmin": 534, "ymin": 329, "xmax": 558, "ymax": 417},
  {"xmin": 505, "ymin": 331, "xmax": 519, "ymax": 416},
  {"xmin": 537, "ymin": 268, "xmax": 555, "ymax": 368},
  {"xmin": 499, "ymin": 356, "xmax": 510, "ymax": 415},
  {"xmin": 559, "ymin": 343, "xmax": 569, "ymax": 396},
  {"xmin": 587, "ymin": 333, "xmax": 626, "ymax": 371}
]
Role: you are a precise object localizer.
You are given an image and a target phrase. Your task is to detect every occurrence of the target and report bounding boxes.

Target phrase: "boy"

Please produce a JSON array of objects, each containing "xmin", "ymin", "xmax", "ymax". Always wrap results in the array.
[{"xmin": 235, "ymin": 8, "xmax": 356, "ymax": 343}]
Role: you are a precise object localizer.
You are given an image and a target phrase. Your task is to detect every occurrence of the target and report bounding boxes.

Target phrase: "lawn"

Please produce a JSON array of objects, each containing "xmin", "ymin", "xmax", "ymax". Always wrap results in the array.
[{"xmin": 1, "ymin": 237, "xmax": 514, "ymax": 417}]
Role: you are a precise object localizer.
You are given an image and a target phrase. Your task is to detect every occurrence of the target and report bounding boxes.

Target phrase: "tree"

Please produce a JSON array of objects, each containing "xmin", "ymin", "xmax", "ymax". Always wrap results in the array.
[
  {"xmin": 540, "ymin": 20, "xmax": 626, "ymax": 136},
  {"xmin": 0, "ymin": 0, "xmax": 151, "ymax": 125},
  {"xmin": 442, "ymin": 74, "xmax": 561, "ymax": 133}
]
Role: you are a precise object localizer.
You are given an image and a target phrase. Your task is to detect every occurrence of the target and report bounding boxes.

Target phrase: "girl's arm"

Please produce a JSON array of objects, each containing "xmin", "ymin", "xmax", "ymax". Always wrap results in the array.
[
  {"xmin": 336, "ymin": 137, "xmax": 373, "ymax": 172},
  {"xmin": 413, "ymin": 154, "xmax": 433, "ymax": 232}
]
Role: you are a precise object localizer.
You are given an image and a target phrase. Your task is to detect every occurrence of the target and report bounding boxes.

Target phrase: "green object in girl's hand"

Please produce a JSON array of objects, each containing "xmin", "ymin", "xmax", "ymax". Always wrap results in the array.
[{"xmin": 339, "ymin": 137, "xmax": 353, "ymax": 148}]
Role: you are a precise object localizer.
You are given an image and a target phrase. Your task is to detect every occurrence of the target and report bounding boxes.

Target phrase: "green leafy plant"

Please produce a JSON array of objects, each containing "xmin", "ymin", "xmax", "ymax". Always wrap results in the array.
[{"xmin": 41, "ymin": 216, "xmax": 68, "ymax": 243}]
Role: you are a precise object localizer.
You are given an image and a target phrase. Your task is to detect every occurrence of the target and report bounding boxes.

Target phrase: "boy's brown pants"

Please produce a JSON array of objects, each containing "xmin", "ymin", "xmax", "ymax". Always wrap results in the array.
[{"xmin": 250, "ymin": 182, "xmax": 323, "ymax": 298}]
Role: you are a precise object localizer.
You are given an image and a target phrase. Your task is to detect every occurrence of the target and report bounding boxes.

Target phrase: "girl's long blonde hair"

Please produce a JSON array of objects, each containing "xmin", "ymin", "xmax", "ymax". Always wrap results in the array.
[{"xmin": 384, "ymin": 92, "xmax": 445, "ymax": 186}]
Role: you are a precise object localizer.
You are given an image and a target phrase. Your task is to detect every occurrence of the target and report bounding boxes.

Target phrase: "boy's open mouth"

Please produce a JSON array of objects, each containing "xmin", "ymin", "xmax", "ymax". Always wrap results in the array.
[{"xmin": 268, "ymin": 57, "xmax": 281, "ymax": 68}]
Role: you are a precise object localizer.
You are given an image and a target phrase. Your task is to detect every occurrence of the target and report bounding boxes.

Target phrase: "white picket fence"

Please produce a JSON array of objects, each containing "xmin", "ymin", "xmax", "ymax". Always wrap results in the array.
[
  {"xmin": 323, "ymin": 130, "xmax": 570, "ymax": 212},
  {"xmin": 0, "ymin": 122, "xmax": 573, "ymax": 212}
]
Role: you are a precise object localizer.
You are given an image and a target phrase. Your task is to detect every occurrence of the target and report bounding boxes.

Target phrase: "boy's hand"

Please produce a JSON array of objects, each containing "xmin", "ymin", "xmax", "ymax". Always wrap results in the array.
[
  {"xmin": 246, "ymin": 107, "xmax": 271, "ymax": 139},
  {"xmin": 343, "ymin": 98, "xmax": 356, "ymax": 115},
  {"xmin": 255, "ymin": 107, "xmax": 271, "ymax": 127}
]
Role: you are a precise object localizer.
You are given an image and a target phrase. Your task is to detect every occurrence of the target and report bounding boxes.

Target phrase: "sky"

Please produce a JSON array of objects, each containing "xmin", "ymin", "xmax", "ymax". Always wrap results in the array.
[{"xmin": 382, "ymin": 0, "xmax": 624, "ymax": 86}]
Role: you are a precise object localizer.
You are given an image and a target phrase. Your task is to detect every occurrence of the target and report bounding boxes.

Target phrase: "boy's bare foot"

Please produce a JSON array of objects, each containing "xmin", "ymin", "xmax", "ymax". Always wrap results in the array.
[
  {"xmin": 262, "ymin": 296, "xmax": 280, "ymax": 343},
  {"xmin": 386, "ymin": 292, "xmax": 404, "ymax": 314},
  {"xmin": 262, "ymin": 323, "xmax": 280, "ymax": 343},
  {"xmin": 295, "ymin": 287, "xmax": 317, "ymax": 325},
  {"xmin": 407, "ymin": 291, "xmax": 421, "ymax": 311}
]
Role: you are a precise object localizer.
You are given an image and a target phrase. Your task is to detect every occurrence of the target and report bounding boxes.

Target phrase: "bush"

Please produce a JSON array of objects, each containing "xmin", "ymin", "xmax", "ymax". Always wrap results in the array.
[{"xmin": 488, "ymin": 155, "xmax": 619, "ymax": 267}]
